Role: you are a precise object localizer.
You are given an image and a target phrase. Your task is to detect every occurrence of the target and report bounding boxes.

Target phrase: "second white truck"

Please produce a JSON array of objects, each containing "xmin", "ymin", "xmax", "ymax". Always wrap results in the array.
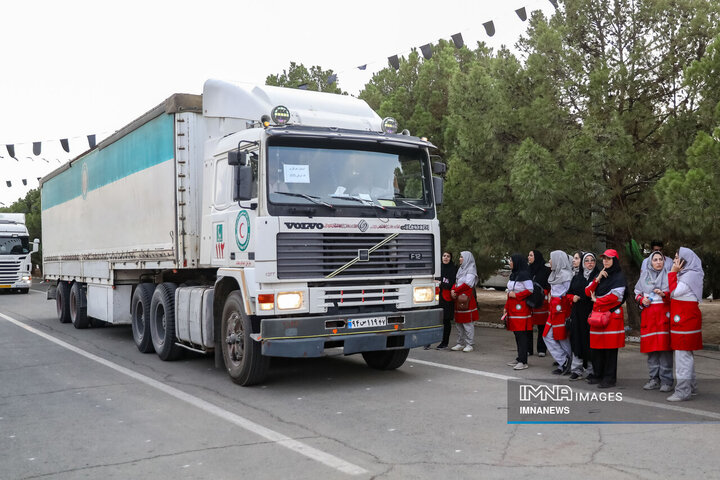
[{"xmin": 41, "ymin": 79, "xmax": 445, "ymax": 385}]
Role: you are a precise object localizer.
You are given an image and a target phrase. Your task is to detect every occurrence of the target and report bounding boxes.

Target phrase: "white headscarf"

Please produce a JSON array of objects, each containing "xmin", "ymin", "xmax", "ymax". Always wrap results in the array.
[
  {"xmin": 635, "ymin": 251, "xmax": 669, "ymax": 295},
  {"xmin": 456, "ymin": 251, "xmax": 478, "ymax": 287},
  {"xmin": 548, "ymin": 250, "xmax": 573, "ymax": 285},
  {"xmin": 677, "ymin": 247, "xmax": 704, "ymax": 302}
]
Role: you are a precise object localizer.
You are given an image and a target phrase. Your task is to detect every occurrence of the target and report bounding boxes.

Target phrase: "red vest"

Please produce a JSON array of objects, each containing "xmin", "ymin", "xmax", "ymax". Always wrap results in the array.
[
  {"xmin": 640, "ymin": 301, "xmax": 671, "ymax": 353},
  {"xmin": 589, "ymin": 305, "xmax": 625, "ymax": 349},
  {"xmin": 452, "ymin": 283, "xmax": 479, "ymax": 324},
  {"xmin": 543, "ymin": 295, "xmax": 571, "ymax": 340},
  {"xmin": 530, "ymin": 289, "xmax": 549, "ymax": 326},
  {"xmin": 505, "ymin": 296, "xmax": 532, "ymax": 331},
  {"xmin": 669, "ymin": 299, "xmax": 702, "ymax": 351}
]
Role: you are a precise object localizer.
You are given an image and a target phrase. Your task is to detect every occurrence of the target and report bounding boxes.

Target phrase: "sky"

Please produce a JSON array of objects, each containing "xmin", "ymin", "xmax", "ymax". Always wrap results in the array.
[{"xmin": 0, "ymin": 0, "xmax": 556, "ymax": 206}]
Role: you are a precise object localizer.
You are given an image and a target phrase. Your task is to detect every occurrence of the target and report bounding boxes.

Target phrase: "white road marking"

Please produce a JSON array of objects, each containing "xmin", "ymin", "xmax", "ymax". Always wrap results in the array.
[
  {"xmin": 0, "ymin": 312, "xmax": 367, "ymax": 476},
  {"xmin": 408, "ymin": 358, "xmax": 720, "ymax": 421}
]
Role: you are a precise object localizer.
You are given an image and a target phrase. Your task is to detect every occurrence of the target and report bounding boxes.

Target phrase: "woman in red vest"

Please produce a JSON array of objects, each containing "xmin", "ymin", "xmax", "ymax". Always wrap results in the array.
[
  {"xmin": 585, "ymin": 249, "xmax": 627, "ymax": 388},
  {"xmin": 527, "ymin": 250, "xmax": 550, "ymax": 357},
  {"xmin": 666, "ymin": 247, "xmax": 704, "ymax": 402},
  {"xmin": 544, "ymin": 250, "xmax": 574, "ymax": 374},
  {"xmin": 450, "ymin": 251, "xmax": 479, "ymax": 352},
  {"xmin": 634, "ymin": 251, "xmax": 672, "ymax": 392},
  {"xmin": 504, "ymin": 253, "xmax": 534, "ymax": 370}
]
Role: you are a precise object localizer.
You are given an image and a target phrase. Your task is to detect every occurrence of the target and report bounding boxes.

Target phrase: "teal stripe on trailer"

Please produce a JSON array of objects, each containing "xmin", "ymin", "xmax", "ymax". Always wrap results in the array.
[{"xmin": 42, "ymin": 113, "xmax": 175, "ymax": 210}]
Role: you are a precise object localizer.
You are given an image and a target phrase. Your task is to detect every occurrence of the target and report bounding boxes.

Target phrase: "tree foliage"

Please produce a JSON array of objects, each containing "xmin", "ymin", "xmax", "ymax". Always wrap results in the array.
[{"xmin": 265, "ymin": 62, "xmax": 343, "ymax": 94}]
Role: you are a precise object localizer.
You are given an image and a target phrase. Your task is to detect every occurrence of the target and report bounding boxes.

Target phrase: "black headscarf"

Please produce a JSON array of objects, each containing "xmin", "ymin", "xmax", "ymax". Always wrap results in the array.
[
  {"xmin": 439, "ymin": 253, "xmax": 457, "ymax": 291},
  {"xmin": 528, "ymin": 250, "xmax": 550, "ymax": 289},
  {"xmin": 595, "ymin": 256, "xmax": 627, "ymax": 300},
  {"xmin": 509, "ymin": 253, "xmax": 532, "ymax": 282}
]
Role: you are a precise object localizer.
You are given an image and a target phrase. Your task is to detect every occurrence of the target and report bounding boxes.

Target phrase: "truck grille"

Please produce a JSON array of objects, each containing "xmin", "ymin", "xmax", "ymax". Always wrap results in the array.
[
  {"xmin": 0, "ymin": 259, "xmax": 21, "ymax": 284},
  {"xmin": 277, "ymin": 233, "xmax": 433, "ymax": 279}
]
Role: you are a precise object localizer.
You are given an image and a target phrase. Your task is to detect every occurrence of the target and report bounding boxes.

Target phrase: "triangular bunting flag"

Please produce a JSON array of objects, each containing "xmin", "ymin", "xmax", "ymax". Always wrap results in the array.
[
  {"xmin": 60, "ymin": 138, "xmax": 70, "ymax": 152},
  {"xmin": 33, "ymin": 142, "xmax": 41, "ymax": 156},
  {"xmin": 451, "ymin": 33, "xmax": 464, "ymax": 49},
  {"xmin": 388, "ymin": 55, "xmax": 400, "ymax": 70},
  {"xmin": 357, "ymin": 65, "xmax": 367, "ymax": 70},
  {"xmin": 516, "ymin": 7, "xmax": 527, "ymax": 21},
  {"xmin": 6, "ymin": 145, "xmax": 15, "ymax": 158},
  {"xmin": 483, "ymin": 21, "xmax": 495, "ymax": 37},
  {"xmin": 88, "ymin": 134, "xmax": 96, "ymax": 149},
  {"xmin": 420, "ymin": 43, "xmax": 433, "ymax": 60}
]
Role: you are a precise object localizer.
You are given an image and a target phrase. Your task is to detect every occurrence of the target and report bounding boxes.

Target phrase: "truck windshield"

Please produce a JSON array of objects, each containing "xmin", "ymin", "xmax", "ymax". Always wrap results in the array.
[
  {"xmin": 267, "ymin": 140, "xmax": 433, "ymax": 214},
  {"xmin": 0, "ymin": 236, "xmax": 29, "ymax": 255}
]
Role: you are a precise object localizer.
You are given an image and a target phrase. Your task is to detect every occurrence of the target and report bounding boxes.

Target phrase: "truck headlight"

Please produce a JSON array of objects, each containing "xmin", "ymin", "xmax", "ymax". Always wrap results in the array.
[
  {"xmin": 277, "ymin": 292, "xmax": 303, "ymax": 310},
  {"xmin": 21, "ymin": 275, "xmax": 31, "ymax": 283},
  {"xmin": 413, "ymin": 286, "xmax": 434, "ymax": 303}
]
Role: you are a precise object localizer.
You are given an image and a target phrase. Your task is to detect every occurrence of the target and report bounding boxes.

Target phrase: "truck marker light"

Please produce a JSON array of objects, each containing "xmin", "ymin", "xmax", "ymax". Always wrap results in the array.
[
  {"xmin": 271, "ymin": 105, "xmax": 291, "ymax": 125},
  {"xmin": 382, "ymin": 117, "xmax": 398, "ymax": 134},
  {"xmin": 258, "ymin": 293, "xmax": 275, "ymax": 311}
]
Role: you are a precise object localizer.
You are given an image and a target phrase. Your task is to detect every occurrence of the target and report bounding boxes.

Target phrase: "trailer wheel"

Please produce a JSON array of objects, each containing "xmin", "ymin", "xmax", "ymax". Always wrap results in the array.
[
  {"xmin": 361, "ymin": 349, "xmax": 409, "ymax": 370},
  {"xmin": 150, "ymin": 283, "xmax": 182, "ymax": 361},
  {"xmin": 56, "ymin": 282, "xmax": 71, "ymax": 324},
  {"xmin": 69, "ymin": 282, "xmax": 90, "ymax": 329},
  {"xmin": 131, "ymin": 283, "xmax": 156, "ymax": 353},
  {"xmin": 221, "ymin": 292, "xmax": 269, "ymax": 386}
]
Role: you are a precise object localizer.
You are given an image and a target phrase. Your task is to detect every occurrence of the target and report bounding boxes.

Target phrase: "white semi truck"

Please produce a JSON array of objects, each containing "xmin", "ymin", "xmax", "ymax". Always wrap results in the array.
[
  {"xmin": 0, "ymin": 213, "xmax": 39, "ymax": 294},
  {"xmin": 41, "ymin": 79, "xmax": 444, "ymax": 385}
]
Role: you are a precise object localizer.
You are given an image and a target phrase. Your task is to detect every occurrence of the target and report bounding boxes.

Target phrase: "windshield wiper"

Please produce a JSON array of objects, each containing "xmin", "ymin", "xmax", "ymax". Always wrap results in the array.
[
  {"xmin": 330, "ymin": 194, "xmax": 386, "ymax": 211},
  {"xmin": 378, "ymin": 198, "xmax": 427, "ymax": 212},
  {"xmin": 275, "ymin": 191, "xmax": 335, "ymax": 209}
]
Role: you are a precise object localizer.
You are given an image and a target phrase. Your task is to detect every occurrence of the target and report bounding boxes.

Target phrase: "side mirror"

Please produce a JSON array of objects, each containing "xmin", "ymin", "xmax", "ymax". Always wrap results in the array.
[
  {"xmin": 228, "ymin": 150, "xmax": 247, "ymax": 166},
  {"xmin": 432, "ymin": 176, "xmax": 444, "ymax": 205},
  {"xmin": 432, "ymin": 161, "xmax": 446, "ymax": 174},
  {"xmin": 32, "ymin": 238, "xmax": 40, "ymax": 253},
  {"xmin": 234, "ymin": 165, "xmax": 253, "ymax": 201}
]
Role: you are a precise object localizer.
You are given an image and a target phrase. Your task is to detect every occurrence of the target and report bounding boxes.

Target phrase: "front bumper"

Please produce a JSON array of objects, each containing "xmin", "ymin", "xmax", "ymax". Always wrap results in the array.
[{"xmin": 260, "ymin": 308, "xmax": 442, "ymax": 357}]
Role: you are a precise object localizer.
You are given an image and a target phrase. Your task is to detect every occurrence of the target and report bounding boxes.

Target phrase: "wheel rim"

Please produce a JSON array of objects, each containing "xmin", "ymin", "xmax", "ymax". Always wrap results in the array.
[
  {"xmin": 156, "ymin": 304, "xmax": 166, "ymax": 346},
  {"xmin": 135, "ymin": 305, "xmax": 145, "ymax": 340},
  {"xmin": 70, "ymin": 292, "xmax": 77, "ymax": 319},
  {"xmin": 225, "ymin": 311, "xmax": 244, "ymax": 367}
]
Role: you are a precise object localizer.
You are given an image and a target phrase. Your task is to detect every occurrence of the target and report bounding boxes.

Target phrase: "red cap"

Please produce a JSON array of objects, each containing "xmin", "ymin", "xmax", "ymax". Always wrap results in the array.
[{"xmin": 600, "ymin": 249, "xmax": 619, "ymax": 259}]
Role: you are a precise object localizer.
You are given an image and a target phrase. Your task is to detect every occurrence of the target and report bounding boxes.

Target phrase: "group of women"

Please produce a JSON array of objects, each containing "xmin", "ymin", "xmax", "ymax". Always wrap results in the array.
[{"xmin": 503, "ymin": 244, "xmax": 705, "ymax": 401}]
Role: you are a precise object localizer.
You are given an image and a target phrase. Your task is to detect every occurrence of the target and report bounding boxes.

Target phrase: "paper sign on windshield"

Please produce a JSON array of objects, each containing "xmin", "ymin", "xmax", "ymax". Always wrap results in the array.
[{"xmin": 284, "ymin": 164, "xmax": 310, "ymax": 183}]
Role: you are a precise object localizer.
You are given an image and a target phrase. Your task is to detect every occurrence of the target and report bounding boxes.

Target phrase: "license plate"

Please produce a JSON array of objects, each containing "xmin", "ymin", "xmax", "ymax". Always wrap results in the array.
[
  {"xmin": 0, "ymin": 285, "xmax": 11, "ymax": 289},
  {"xmin": 347, "ymin": 316, "xmax": 387, "ymax": 329}
]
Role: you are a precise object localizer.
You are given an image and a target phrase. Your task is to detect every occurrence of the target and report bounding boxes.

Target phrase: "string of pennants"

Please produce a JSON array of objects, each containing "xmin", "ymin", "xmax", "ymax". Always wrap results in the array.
[
  {"xmin": 1, "ymin": 0, "xmax": 559, "ymax": 189},
  {"xmin": 2, "ymin": 133, "xmax": 98, "ymax": 160},
  {"xmin": 305, "ymin": 0, "xmax": 559, "ymax": 88}
]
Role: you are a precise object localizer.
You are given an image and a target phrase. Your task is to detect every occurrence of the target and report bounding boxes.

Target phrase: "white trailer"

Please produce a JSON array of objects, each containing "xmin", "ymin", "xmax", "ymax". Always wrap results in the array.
[
  {"xmin": 0, "ymin": 213, "xmax": 39, "ymax": 294},
  {"xmin": 41, "ymin": 80, "xmax": 444, "ymax": 385}
]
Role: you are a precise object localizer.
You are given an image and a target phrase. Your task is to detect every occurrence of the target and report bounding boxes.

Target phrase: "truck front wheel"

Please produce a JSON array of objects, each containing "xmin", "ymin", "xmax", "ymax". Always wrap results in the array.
[
  {"xmin": 70, "ymin": 283, "xmax": 90, "ymax": 329},
  {"xmin": 150, "ymin": 283, "xmax": 182, "ymax": 361},
  {"xmin": 131, "ymin": 283, "xmax": 156, "ymax": 353},
  {"xmin": 362, "ymin": 349, "xmax": 409, "ymax": 370},
  {"xmin": 56, "ymin": 282, "xmax": 71, "ymax": 324},
  {"xmin": 221, "ymin": 292, "xmax": 269, "ymax": 386}
]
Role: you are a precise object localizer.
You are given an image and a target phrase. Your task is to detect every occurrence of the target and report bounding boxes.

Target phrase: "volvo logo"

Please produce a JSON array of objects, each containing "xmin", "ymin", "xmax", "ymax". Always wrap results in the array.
[
  {"xmin": 358, "ymin": 219, "xmax": 368, "ymax": 232},
  {"xmin": 285, "ymin": 222, "xmax": 324, "ymax": 230}
]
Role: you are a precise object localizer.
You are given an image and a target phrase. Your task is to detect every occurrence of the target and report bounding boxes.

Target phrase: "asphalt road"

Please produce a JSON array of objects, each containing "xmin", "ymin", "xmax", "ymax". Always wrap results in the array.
[{"xmin": 1, "ymin": 285, "xmax": 719, "ymax": 480}]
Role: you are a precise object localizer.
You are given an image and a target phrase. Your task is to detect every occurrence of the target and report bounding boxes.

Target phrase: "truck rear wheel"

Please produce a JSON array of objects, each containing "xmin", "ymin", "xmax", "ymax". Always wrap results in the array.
[
  {"xmin": 56, "ymin": 282, "xmax": 71, "ymax": 324},
  {"xmin": 69, "ymin": 282, "xmax": 90, "ymax": 329},
  {"xmin": 221, "ymin": 292, "xmax": 269, "ymax": 386},
  {"xmin": 150, "ymin": 283, "xmax": 182, "ymax": 361},
  {"xmin": 362, "ymin": 349, "xmax": 409, "ymax": 370},
  {"xmin": 131, "ymin": 283, "xmax": 156, "ymax": 353}
]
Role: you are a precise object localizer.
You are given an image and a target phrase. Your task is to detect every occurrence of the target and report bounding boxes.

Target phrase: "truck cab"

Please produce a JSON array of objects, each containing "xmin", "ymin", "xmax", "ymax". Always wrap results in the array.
[{"xmin": 0, "ymin": 213, "xmax": 39, "ymax": 294}]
